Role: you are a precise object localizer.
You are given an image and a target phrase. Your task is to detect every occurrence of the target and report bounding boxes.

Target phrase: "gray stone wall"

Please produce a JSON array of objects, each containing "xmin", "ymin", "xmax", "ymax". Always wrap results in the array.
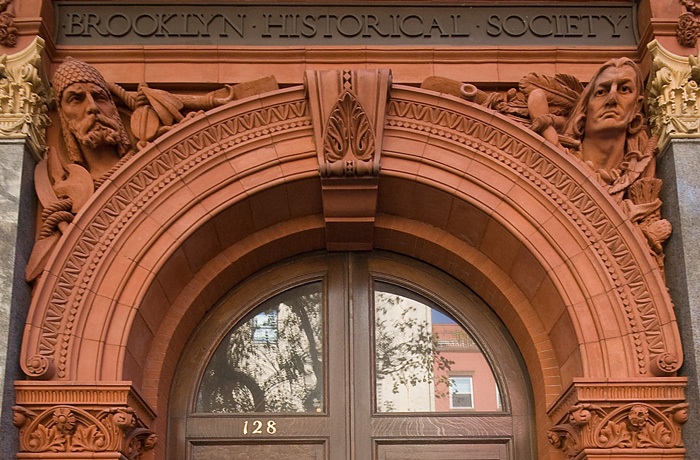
[
  {"xmin": 0, "ymin": 139, "xmax": 36, "ymax": 458},
  {"xmin": 658, "ymin": 138, "xmax": 700, "ymax": 460}
]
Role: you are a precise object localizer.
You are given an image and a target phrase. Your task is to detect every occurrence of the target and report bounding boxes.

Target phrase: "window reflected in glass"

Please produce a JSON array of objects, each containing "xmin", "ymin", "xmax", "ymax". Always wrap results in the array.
[
  {"xmin": 197, "ymin": 282, "xmax": 323, "ymax": 414},
  {"xmin": 374, "ymin": 282, "xmax": 502, "ymax": 413}
]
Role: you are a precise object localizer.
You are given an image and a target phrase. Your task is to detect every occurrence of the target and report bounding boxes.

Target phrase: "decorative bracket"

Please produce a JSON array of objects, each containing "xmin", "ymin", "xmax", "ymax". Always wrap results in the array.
[
  {"xmin": 0, "ymin": 36, "xmax": 51, "ymax": 159},
  {"xmin": 305, "ymin": 68, "xmax": 391, "ymax": 250},
  {"xmin": 647, "ymin": 39, "xmax": 700, "ymax": 152}
]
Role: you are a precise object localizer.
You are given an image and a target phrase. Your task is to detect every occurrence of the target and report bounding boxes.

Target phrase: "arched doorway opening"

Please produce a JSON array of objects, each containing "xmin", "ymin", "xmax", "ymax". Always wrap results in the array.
[{"xmin": 170, "ymin": 252, "xmax": 535, "ymax": 460}]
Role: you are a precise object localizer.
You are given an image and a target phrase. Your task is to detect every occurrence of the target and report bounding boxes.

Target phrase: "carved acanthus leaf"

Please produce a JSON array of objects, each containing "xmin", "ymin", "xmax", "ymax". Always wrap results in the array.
[
  {"xmin": 548, "ymin": 402, "xmax": 687, "ymax": 458},
  {"xmin": 13, "ymin": 404, "xmax": 156, "ymax": 458},
  {"xmin": 648, "ymin": 40, "xmax": 700, "ymax": 151},
  {"xmin": 322, "ymin": 90, "xmax": 377, "ymax": 177},
  {"xmin": 0, "ymin": 37, "xmax": 51, "ymax": 158}
]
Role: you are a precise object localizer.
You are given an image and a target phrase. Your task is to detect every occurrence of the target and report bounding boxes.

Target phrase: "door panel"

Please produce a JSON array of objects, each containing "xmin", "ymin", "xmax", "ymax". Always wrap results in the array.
[
  {"xmin": 376, "ymin": 442, "xmax": 508, "ymax": 460},
  {"xmin": 171, "ymin": 252, "xmax": 533, "ymax": 460},
  {"xmin": 191, "ymin": 442, "xmax": 325, "ymax": 460}
]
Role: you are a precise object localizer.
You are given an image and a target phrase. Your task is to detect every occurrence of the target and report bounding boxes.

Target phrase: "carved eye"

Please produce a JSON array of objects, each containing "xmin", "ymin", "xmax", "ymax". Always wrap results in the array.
[
  {"xmin": 66, "ymin": 93, "xmax": 85, "ymax": 104},
  {"xmin": 620, "ymin": 85, "xmax": 633, "ymax": 94},
  {"xmin": 93, "ymin": 91, "xmax": 109, "ymax": 102}
]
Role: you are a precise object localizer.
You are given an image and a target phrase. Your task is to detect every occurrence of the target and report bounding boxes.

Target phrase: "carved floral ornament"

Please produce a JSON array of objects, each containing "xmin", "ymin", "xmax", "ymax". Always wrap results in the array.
[
  {"xmin": 12, "ymin": 405, "xmax": 156, "ymax": 459},
  {"xmin": 548, "ymin": 402, "xmax": 688, "ymax": 458}
]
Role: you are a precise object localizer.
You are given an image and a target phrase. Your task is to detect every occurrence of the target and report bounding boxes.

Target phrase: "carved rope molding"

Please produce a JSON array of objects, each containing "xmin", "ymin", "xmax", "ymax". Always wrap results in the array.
[
  {"xmin": 23, "ymin": 89, "xmax": 310, "ymax": 379},
  {"xmin": 647, "ymin": 39, "xmax": 700, "ymax": 152},
  {"xmin": 0, "ymin": 36, "xmax": 51, "ymax": 158},
  {"xmin": 385, "ymin": 88, "xmax": 677, "ymax": 376}
]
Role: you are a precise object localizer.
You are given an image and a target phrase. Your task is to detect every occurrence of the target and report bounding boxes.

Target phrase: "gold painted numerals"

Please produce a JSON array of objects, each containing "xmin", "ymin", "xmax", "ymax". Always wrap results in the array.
[{"xmin": 243, "ymin": 420, "xmax": 277, "ymax": 435}]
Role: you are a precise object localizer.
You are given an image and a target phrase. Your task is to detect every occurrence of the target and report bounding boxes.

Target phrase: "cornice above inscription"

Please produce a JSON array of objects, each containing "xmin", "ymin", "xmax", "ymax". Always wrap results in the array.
[{"xmin": 56, "ymin": 3, "xmax": 638, "ymax": 47}]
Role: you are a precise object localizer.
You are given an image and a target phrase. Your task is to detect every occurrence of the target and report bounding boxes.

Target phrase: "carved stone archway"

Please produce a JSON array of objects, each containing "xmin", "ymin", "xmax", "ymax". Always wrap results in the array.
[{"xmin": 15, "ymin": 73, "xmax": 686, "ymax": 460}]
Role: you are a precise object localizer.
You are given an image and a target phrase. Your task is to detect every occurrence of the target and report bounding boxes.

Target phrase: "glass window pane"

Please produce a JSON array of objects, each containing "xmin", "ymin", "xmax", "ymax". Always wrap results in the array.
[
  {"xmin": 374, "ymin": 282, "xmax": 501, "ymax": 413},
  {"xmin": 197, "ymin": 282, "xmax": 323, "ymax": 414}
]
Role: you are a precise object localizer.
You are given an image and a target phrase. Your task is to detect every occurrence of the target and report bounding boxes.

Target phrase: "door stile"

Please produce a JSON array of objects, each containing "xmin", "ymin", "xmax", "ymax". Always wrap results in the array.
[{"xmin": 348, "ymin": 254, "xmax": 374, "ymax": 460}]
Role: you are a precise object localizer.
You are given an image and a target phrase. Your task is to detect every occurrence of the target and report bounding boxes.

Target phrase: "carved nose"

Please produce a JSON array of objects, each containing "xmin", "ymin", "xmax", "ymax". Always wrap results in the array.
[{"xmin": 85, "ymin": 94, "xmax": 100, "ymax": 114}]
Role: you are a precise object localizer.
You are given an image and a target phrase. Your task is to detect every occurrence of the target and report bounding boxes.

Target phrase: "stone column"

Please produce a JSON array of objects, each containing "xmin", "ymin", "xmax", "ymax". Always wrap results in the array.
[
  {"xmin": 0, "ymin": 38, "xmax": 50, "ymax": 459},
  {"xmin": 647, "ymin": 40, "xmax": 700, "ymax": 460}
]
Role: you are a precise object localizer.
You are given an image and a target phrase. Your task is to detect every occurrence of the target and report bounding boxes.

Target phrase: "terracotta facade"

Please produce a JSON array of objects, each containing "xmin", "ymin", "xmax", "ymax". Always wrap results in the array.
[{"xmin": 1, "ymin": 1, "xmax": 700, "ymax": 459}]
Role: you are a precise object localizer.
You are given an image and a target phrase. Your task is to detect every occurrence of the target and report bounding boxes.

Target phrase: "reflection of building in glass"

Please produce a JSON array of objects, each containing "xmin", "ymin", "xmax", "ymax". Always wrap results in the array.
[
  {"xmin": 198, "ymin": 285, "xmax": 323, "ymax": 413},
  {"xmin": 252, "ymin": 310, "xmax": 278, "ymax": 343},
  {"xmin": 375, "ymin": 289, "xmax": 500, "ymax": 413},
  {"xmin": 432, "ymin": 318, "xmax": 500, "ymax": 412}
]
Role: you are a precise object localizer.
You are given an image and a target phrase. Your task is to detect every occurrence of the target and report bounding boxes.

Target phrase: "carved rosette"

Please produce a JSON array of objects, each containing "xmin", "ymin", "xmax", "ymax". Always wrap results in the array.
[
  {"xmin": 13, "ymin": 383, "xmax": 156, "ymax": 459},
  {"xmin": 0, "ymin": 36, "xmax": 51, "ymax": 158},
  {"xmin": 547, "ymin": 379, "xmax": 688, "ymax": 459},
  {"xmin": 647, "ymin": 40, "xmax": 700, "ymax": 152},
  {"xmin": 305, "ymin": 69, "xmax": 392, "ymax": 250}
]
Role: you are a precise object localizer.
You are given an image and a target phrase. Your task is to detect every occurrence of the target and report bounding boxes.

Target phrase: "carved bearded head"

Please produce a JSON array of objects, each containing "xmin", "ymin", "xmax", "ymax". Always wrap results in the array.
[{"xmin": 52, "ymin": 57, "xmax": 131, "ymax": 165}]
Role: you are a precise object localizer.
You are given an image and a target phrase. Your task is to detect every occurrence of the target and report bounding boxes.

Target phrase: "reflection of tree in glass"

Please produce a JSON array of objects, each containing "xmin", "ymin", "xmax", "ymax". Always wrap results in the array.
[
  {"xmin": 375, "ymin": 292, "xmax": 453, "ymax": 411},
  {"xmin": 197, "ymin": 285, "xmax": 323, "ymax": 413}
]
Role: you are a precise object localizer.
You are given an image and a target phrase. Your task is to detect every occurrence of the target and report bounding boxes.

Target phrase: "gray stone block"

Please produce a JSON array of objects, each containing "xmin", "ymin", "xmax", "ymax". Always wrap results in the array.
[
  {"xmin": 658, "ymin": 138, "xmax": 700, "ymax": 460},
  {"xmin": 0, "ymin": 139, "xmax": 36, "ymax": 459}
]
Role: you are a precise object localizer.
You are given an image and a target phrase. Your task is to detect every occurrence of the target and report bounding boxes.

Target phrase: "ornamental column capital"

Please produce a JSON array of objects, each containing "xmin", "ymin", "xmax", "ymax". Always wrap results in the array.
[
  {"xmin": 647, "ymin": 39, "xmax": 700, "ymax": 153},
  {"xmin": 13, "ymin": 382, "xmax": 157, "ymax": 459},
  {"xmin": 0, "ymin": 36, "xmax": 51, "ymax": 158},
  {"xmin": 547, "ymin": 378, "xmax": 688, "ymax": 460}
]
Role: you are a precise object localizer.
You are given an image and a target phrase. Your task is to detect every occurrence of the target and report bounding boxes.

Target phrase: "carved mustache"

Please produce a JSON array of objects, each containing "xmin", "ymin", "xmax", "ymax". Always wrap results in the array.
[{"xmin": 75, "ymin": 113, "xmax": 120, "ymax": 135}]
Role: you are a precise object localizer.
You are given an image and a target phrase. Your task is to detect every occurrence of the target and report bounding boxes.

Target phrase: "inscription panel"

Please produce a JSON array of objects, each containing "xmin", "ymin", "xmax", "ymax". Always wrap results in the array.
[{"xmin": 56, "ymin": 3, "xmax": 637, "ymax": 46}]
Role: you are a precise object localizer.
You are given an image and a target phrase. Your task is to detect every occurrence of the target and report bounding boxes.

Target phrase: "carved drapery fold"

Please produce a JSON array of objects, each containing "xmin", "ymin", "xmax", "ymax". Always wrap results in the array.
[
  {"xmin": 305, "ymin": 69, "xmax": 391, "ymax": 250},
  {"xmin": 0, "ymin": 36, "xmax": 50, "ymax": 158},
  {"xmin": 13, "ymin": 383, "xmax": 156, "ymax": 459},
  {"xmin": 647, "ymin": 40, "xmax": 700, "ymax": 152},
  {"xmin": 547, "ymin": 379, "xmax": 688, "ymax": 459}
]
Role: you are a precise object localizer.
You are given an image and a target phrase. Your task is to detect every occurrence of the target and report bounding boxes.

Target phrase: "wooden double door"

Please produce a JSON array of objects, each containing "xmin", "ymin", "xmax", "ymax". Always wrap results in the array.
[{"xmin": 170, "ymin": 253, "xmax": 534, "ymax": 460}]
